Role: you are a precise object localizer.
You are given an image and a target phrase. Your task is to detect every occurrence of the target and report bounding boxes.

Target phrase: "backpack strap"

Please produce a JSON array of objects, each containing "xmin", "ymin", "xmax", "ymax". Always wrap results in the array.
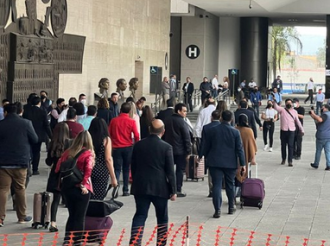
[
  {"xmin": 73, "ymin": 149, "xmax": 88, "ymax": 161},
  {"xmin": 284, "ymin": 108, "xmax": 295, "ymax": 120}
]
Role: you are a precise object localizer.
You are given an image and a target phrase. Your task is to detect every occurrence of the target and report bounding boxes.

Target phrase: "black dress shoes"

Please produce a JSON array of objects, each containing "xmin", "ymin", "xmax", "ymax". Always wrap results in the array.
[
  {"xmin": 310, "ymin": 163, "xmax": 318, "ymax": 169},
  {"xmin": 207, "ymin": 192, "xmax": 213, "ymax": 198},
  {"xmin": 213, "ymin": 210, "xmax": 221, "ymax": 218}
]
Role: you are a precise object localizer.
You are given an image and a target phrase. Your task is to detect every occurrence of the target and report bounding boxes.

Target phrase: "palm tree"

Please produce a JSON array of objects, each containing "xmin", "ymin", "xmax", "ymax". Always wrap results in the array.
[{"xmin": 271, "ymin": 26, "xmax": 303, "ymax": 81}]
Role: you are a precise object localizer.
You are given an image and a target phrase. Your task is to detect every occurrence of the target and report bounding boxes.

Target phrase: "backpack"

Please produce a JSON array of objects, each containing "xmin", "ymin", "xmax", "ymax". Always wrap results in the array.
[{"xmin": 59, "ymin": 149, "xmax": 87, "ymax": 188}]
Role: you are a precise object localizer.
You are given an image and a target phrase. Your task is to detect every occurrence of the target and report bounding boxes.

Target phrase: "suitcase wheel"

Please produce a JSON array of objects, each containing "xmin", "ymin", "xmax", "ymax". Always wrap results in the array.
[
  {"xmin": 240, "ymin": 202, "xmax": 244, "ymax": 209},
  {"xmin": 258, "ymin": 202, "xmax": 263, "ymax": 210}
]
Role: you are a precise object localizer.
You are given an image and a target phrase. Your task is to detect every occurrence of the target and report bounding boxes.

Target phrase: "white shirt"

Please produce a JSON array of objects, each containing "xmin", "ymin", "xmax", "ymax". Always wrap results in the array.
[
  {"xmin": 211, "ymin": 77, "xmax": 218, "ymax": 89},
  {"xmin": 307, "ymin": 81, "xmax": 314, "ymax": 90},
  {"xmin": 194, "ymin": 104, "xmax": 216, "ymax": 138},
  {"xmin": 58, "ymin": 108, "xmax": 69, "ymax": 122},
  {"xmin": 263, "ymin": 108, "xmax": 277, "ymax": 119},
  {"xmin": 248, "ymin": 81, "xmax": 256, "ymax": 88}
]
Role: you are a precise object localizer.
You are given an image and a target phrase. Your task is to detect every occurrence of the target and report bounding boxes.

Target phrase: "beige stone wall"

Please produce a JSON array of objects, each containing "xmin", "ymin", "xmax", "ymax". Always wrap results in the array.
[{"xmin": 13, "ymin": 0, "xmax": 170, "ymax": 103}]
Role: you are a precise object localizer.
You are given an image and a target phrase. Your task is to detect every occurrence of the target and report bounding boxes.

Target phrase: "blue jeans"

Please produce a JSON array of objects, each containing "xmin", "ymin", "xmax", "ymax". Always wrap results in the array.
[
  {"xmin": 316, "ymin": 102, "xmax": 323, "ymax": 115},
  {"xmin": 130, "ymin": 195, "xmax": 168, "ymax": 246},
  {"xmin": 209, "ymin": 167, "xmax": 236, "ymax": 212},
  {"xmin": 313, "ymin": 138, "xmax": 330, "ymax": 168},
  {"xmin": 113, "ymin": 146, "xmax": 133, "ymax": 193}
]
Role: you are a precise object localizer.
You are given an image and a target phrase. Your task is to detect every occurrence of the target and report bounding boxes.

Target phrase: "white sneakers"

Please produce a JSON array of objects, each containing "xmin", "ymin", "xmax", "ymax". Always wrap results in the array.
[{"xmin": 264, "ymin": 145, "xmax": 273, "ymax": 152}]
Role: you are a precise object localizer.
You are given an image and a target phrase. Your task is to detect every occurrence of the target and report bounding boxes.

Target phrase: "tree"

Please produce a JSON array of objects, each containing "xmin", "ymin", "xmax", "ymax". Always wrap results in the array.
[
  {"xmin": 316, "ymin": 39, "xmax": 326, "ymax": 68},
  {"xmin": 271, "ymin": 26, "xmax": 303, "ymax": 81}
]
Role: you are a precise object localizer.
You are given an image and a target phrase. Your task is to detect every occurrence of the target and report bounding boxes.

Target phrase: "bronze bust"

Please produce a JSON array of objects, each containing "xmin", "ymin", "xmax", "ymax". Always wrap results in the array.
[
  {"xmin": 98, "ymin": 78, "xmax": 110, "ymax": 98},
  {"xmin": 116, "ymin": 78, "xmax": 127, "ymax": 98},
  {"xmin": 129, "ymin": 77, "xmax": 139, "ymax": 100}
]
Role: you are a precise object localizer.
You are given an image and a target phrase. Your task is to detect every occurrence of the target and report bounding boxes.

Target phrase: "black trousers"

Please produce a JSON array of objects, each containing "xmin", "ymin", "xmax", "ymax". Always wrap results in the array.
[
  {"xmin": 51, "ymin": 191, "xmax": 61, "ymax": 222},
  {"xmin": 130, "ymin": 195, "xmax": 168, "ymax": 246},
  {"xmin": 63, "ymin": 187, "xmax": 90, "ymax": 244},
  {"xmin": 293, "ymin": 130, "xmax": 303, "ymax": 158},
  {"xmin": 31, "ymin": 142, "xmax": 42, "ymax": 172},
  {"xmin": 263, "ymin": 121, "xmax": 275, "ymax": 147},
  {"xmin": 184, "ymin": 94, "xmax": 193, "ymax": 112},
  {"xmin": 113, "ymin": 146, "xmax": 133, "ymax": 193},
  {"xmin": 280, "ymin": 130, "xmax": 295, "ymax": 163},
  {"xmin": 174, "ymin": 155, "xmax": 186, "ymax": 192},
  {"xmin": 305, "ymin": 89, "xmax": 314, "ymax": 104}
]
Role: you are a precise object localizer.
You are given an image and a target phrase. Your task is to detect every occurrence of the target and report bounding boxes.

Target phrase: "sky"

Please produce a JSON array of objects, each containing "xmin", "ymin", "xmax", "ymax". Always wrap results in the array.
[{"xmin": 292, "ymin": 26, "xmax": 326, "ymax": 55}]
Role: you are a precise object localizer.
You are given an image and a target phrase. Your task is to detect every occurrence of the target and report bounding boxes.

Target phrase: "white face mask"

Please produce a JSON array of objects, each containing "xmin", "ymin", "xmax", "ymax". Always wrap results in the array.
[
  {"xmin": 81, "ymin": 99, "xmax": 87, "ymax": 105},
  {"xmin": 293, "ymin": 103, "xmax": 297, "ymax": 108}
]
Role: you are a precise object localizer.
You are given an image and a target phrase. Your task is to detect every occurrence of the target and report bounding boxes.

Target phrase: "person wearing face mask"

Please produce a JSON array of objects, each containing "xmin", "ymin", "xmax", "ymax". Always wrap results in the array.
[
  {"xmin": 273, "ymin": 98, "xmax": 304, "ymax": 167},
  {"xmin": 236, "ymin": 86, "xmax": 245, "ymax": 105},
  {"xmin": 310, "ymin": 104, "xmax": 330, "ymax": 171},
  {"xmin": 250, "ymin": 86, "xmax": 262, "ymax": 115},
  {"xmin": 261, "ymin": 101, "xmax": 278, "ymax": 152},
  {"xmin": 50, "ymin": 98, "xmax": 66, "ymax": 130},
  {"xmin": 79, "ymin": 93, "xmax": 88, "ymax": 114},
  {"xmin": 40, "ymin": 90, "xmax": 52, "ymax": 116},
  {"xmin": 293, "ymin": 98, "xmax": 305, "ymax": 160}
]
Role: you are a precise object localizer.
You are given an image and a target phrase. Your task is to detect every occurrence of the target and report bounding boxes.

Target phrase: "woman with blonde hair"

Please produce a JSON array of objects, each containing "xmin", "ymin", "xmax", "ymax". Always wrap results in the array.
[
  {"xmin": 128, "ymin": 101, "xmax": 140, "ymax": 138},
  {"xmin": 55, "ymin": 131, "xmax": 95, "ymax": 245}
]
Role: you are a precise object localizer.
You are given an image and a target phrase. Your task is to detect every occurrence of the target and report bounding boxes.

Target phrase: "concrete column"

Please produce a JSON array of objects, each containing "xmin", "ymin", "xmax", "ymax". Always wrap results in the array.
[
  {"xmin": 180, "ymin": 13, "xmax": 219, "ymax": 88},
  {"xmin": 240, "ymin": 17, "xmax": 269, "ymax": 88}
]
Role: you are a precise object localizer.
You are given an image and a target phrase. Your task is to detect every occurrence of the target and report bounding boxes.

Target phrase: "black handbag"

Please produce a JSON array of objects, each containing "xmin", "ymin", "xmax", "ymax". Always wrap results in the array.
[{"xmin": 86, "ymin": 185, "xmax": 123, "ymax": 217}]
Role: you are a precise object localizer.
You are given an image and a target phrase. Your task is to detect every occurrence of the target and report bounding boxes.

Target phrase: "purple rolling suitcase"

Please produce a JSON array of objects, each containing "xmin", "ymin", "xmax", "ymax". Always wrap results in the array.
[
  {"xmin": 240, "ymin": 178, "xmax": 265, "ymax": 209},
  {"xmin": 84, "ymin": 216, "xmax": 113, "ymax": 244}
]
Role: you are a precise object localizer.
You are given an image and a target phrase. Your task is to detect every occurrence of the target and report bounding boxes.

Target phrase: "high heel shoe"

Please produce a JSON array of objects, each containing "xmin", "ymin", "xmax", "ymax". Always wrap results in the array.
[{"xmin": 49, "ymin": 225, "xmax": 58, "ymax": 232}]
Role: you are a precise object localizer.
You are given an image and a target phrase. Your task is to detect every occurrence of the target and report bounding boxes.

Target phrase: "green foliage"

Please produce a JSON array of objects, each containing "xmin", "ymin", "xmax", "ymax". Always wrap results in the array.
[
  {"xmin": 316, "ymin": 39, "xmax": 326, "ymax": 67},
  {"xmin": 271, "ymin": 26, "xmax": 302, "ymax": 80}
]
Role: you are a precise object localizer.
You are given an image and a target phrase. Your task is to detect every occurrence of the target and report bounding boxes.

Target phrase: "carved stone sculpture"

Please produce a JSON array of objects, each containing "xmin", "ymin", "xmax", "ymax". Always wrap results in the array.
[
  {"xmin": 116, "ymin": 78, "xmax": 127, "ymax": 98},
  {"xmin": 129, "ymin": 77, "xmax": 139, "ymax": 100},
  {"xmin": 98, "ymin": 78, "xmax": 109, "ymax": 98}
]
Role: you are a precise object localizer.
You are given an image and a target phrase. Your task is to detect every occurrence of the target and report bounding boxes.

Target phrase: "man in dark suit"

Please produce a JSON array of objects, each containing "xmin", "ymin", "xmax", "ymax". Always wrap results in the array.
[
  {"xmin": 23, "ymin": 96, "xmax": 52, "ymax": 175},
  {"xmin": 109, "ymin": 92, "xmax": 120, "ymax": 124},
  {"xmin": 156, "ymin": 99, "xmax": 174, "ymax": 122},
  {"xmin": 182, "ymin": 77, "xmax": 195, "ymax": 112},
  {"xmin": 200, "ymin": 110, "xmax": 245, "ymax": 218},
  {"xmin": 234, "ymin": 100, "xmax": 258, "ymax": 139},
  {"xmin": 0, "ymin": 104, "xmax": 38, "ymax": 226},
  {"xmin": 199, "ymin": 110, "xmax": 221, "ymax": 198},
  {"xmin": 163, "ymin": 103, "xmax": 191, "ymax": 197},
  {"xmin": 130, "ymin": 119, "xmax": 176, "ymax": 246}
]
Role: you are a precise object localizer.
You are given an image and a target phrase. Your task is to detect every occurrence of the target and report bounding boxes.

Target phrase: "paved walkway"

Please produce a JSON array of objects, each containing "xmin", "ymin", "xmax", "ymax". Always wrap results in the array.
[{"xmin": 1, "ymin": 102, "xmax": 330, "ymax": 245}]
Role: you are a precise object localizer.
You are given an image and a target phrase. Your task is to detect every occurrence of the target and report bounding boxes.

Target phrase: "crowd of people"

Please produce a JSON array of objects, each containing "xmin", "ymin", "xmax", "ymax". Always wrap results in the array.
[{"xmin": 1, "ymin": 77, "xmax": 330, "ymax": 245}]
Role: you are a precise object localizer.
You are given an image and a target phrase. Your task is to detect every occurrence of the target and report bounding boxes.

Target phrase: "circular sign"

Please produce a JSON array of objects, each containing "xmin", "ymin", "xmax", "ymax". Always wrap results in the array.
[
  {"xmin": 51, "ymin": 0, "xmax": 67, "ymax": 37},
  {"xmin": 185, "ymin": 45, "xmax": 200, "ymax": 59},
  {"xmin": 0, "ymin": 0, "xmax": 10, "ymax": 28}
]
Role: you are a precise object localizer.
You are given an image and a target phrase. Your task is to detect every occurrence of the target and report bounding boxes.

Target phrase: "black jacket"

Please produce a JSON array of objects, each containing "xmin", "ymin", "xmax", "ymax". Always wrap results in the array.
[
  {"xmin": 139, "ymin": 116, "xmax": 150, "ymax": 139},
  {"xmin": 97, "ymin": 108, "xmax": 111, "ymax": 125},
  {"xmin": 156, "ymin": 108, "xmax": 174, "ymax": 123},
  {"xmin": 131, "ymin": 134, "xmax": 176, "ymax": 198},
  {"xmin": 163, "ymin": 114, "xmax": 191, "ymax": 156},
  {"xmin": 23, "ymin": 105, "xmax": 52, "ymax": 142},
  {"xmin": 234, "ymin": 108, "xmax": 257, "ymax": 138},
  {"xmin": 0, "ymin": 114, "xmax": 38, "ymax": 167},
  {"xmin": 182, "ymin": 82, "xmax": 194, "ymax": 95},
  {"xmin": 109, "ymin": 100, "xmax": 119, "ymax": 123}
]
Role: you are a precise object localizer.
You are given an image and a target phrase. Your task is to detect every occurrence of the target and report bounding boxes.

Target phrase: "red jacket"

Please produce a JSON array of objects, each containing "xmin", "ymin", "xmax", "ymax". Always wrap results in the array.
[
  {"xmin": 65, "ymin": 121, "xmax": 84, "ymax": 138},
  {"xmin": 109, "ymin": 113, "xmax": 140, "ymax": 148},
  {"xmin": 55, "ymin": 149, "xmax": 94, "ymax": 192}
]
